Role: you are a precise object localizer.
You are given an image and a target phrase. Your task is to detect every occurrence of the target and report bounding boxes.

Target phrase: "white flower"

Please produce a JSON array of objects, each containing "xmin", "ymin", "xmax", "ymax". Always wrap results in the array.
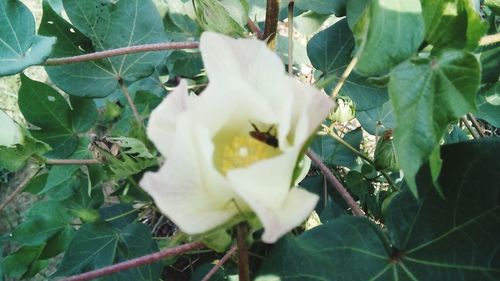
[
  {"xmin": 140, "ymin": 32, "xmax": 334, "ymax": 243},
  {"xmin": 0, "ymin": 110, "xmax": 23, "ymax": 147}
]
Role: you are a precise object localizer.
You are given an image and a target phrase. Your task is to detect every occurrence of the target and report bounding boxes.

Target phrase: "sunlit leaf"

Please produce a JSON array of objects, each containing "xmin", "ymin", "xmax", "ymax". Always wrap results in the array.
[
  {"xmin": 388, "ymin": 49, "xmax": 480, "ymax": 195},
  {"xmin": 40, "ymin": 0, "xmax": 170, "ymax": 97},
  {"xmin": 0, "ymin": 0, "xmax": 56, "ymax": 76}
]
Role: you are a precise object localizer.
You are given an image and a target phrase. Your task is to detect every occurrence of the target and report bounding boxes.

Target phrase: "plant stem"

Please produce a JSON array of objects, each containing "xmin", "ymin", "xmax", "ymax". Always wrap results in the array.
[
  {"xmin": 307, "ymin": 150, "xmax": 365, "ymax": 216},
  {"xmin": 479, "ymin": 33, "xmax": 500, "ymax": 46},
  {"xmin": 331, "ymin": 56, "xmax": 359, "ymax": 99},
  {"xmin": 118, "ymin": 78, "xmax": 141, "ymax": 124},
  {"xmin": 44, "ymin": 42, "xmax": 199, "ymax": 66},
  {"xmin": 461, "ymin": 117, "xmax": 479, "ymax": 139},
  {"xmin": 0, "ymin": 167, "xmax": 42, "ymax": 213},
  {"xmin": 45, "ymin": 159, "xmax": 101, "ymax": 165},
  {"xmin": 327, "ymin": 131, "xmax": 397, "ymax": 189},
  {"xmin": 60, "ymin": 242, "xmax": 205, "ymax": 281},
  {"xmin": 247, "ymin": 18, "xmax": 261, "ymax": 36},
  {"xmin": 288, "ymin": 1, "xmax": 294, "ymax": 77},
  {"xmin": 260, "ymin": 0, "xmax": 280, "ymax": 49},
  {"xmin": 201, "ymin": 244, "xmax": 237, "ymax": 281},
  {"xmin": 236, "ymin": 223, "xmax": 251, "ymax": 281},
  {"xmin": 466, "ymin": 113, "xmax": 485, "ymax": 137}
]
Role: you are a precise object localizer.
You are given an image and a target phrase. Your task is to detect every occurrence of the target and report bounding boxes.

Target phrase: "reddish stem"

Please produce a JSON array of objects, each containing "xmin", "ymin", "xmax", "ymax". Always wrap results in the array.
[
  {"xmin": 60, "ymin": 242, "xmax": 205, "ymax": 281},
  {"xmin": 201, "ymin": 245, "xmax": 237, "ymax": 281},
  {"xmin": 45, "ymin": 42, "xmax": 199, "ymax": 66},
  {"xmin": 307, "ymin": 150, "xmax": 365, "ymax": 216}
]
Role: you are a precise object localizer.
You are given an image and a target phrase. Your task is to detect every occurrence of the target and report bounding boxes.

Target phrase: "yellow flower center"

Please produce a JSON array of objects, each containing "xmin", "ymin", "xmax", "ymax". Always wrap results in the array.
[{"xmin": 220, "ymin": 135, "xmax": 281, "ymax": 175}]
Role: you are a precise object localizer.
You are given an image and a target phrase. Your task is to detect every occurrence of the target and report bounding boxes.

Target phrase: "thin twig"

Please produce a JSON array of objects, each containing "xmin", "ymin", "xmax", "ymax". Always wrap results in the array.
[
  {"xmin": 0, "ymin": 167, "xmax": 42, "ymax": 213},
  {"xmin": 201, "ymin": 245, "xmax": 237, "ymax": 281},
  {"xmin": 44, "ymin": 42, "xmax": 199, "ymax": 65},
  {"xmin": 260, "ymin": 0, "xmax": 280, "ymax": 49},
  {"xmin": 118, "ymin": 78, "xmax": 141, "ymax": 124},
  {"xmin": 236, "ymin": 223, "xmax": 250, "ymax": 281},
  {"xmin": 466, "ymin": 113, "xmax": 485, "ymax": 137},
  {"xmin": 45, "ymin": 159, "xmax": 101, "ymax": 165},
  {"xmin": 306, "ymin": 150, "xmax": 365, "ymax": 216},
  {"xmin": 461, "ymin": 117, "xmax": 479, "ymax": 139},
  {"xmin": 288, "ymin": 1, "xmax": 294, "ymax": 77},
  {"xmin": 247, "ymin": 18, "xmax": 261, "ymax": 36},
  {"xmin": 60, "ymin": 242, "xmax": 205, "ymax": 281},
  {"xmin": 331, "ymin": 56, "xmax": 359, "ymax": 99},
  {"xmin": 479, "ymin": 33, "xmax": 500, "ymax": 46}
]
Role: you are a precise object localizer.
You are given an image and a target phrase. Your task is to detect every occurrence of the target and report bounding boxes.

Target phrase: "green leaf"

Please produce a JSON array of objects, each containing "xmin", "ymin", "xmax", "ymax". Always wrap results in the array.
[
  {"xmin": 0, "ymin": 0, "xmax": 56, "ymax": 76},
  {"xmin": 39, "ymin": 227, "xmax": 75, "ymax": 259},
  {"xmin": 480, "ymin": 43, "xmax": 500, "ymax": 84},
  {"xmin": 41, "ymin": 165, "xmax": 80, "ymax": 194},
  {"xmin": 70, "ymin": 97, "xmax": 97, "ymax": 133},
  {"xmin": 0, "ymin": 132, "xmax": 50, "ymax": 172},
  {"xmin": 485, "ymin": 0, "xmax": 500, "ymax": 14},
  {"xmin": 294, "ymin": 0, "xmax": 346, "ymax": 16},
  {"xmin": 40, "ymin": 0, "xmax": 170, "ymax": 97},
  {"xmin": 421, "ymin": 0, "xmax": 487, "ymax": 51},
  {"xmin": 258, "ymin": 138, "xmax": 500, "ymax": 280},
  {"xmin": 166, "ymin": 50, "xmax": 203, "ymax": 78},
  {"xmin": 12, "ymin": 216, "xmax": 66, "ymax": 246},
  {"xmin": 18, "ymin": 74, "xmax": 78, "ymax": 158},
  {"xmin": 356, "ymin": 100, "xmax": 396, "ymax": 136},
  {"xmin": 353, "ymin": 0, "xmax": 425, "ymax": 75},
  {"xmin": 2, "ymin": 245, "xmax": 43, "ymax": 279},
  {"xmin": 56, "ymin": 222, "xmax": 161, "ymax": 281},
  {"xmin": 443, "ymin": 125, "xmax": 469, "ymax": 145},
  {"xmin": 308, "ymin": 19, "xmax": 388, "ymax": 110},
  {"xmin": 310, "ymin": 127, "xmax": 363, "ymax": 168},
  {"xmin": 388, "ymin": 49, "xmax": 480, "ymax": 196}
]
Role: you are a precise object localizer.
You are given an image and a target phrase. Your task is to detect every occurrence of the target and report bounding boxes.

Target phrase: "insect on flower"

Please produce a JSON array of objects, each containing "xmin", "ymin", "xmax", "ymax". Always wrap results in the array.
[{"xmin": 249, "ymin": 122, "xmax": 279, "ymax": 148}]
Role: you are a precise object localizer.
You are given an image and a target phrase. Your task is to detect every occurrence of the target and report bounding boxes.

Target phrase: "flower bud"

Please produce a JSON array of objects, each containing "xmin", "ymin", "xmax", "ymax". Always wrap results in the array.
[
  {"xmin": 193, "ymin": 0, "xmax": 249, "ymax": 36},
  {"xmin": 329, "ymin": 96, "xmax": 355, "ymax": 123},
  {"xmin": 374, "ymin": 129, "xmax": 399, "ymax": 172},
  {"xmin": 0, "ymin": 110, "xmax": 23, "ymax": 147}
]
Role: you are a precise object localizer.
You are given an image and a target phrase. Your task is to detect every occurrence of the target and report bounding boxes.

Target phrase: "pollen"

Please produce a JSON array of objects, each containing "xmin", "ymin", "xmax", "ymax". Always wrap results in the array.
[{"xmin": 221, "ymin": 135, "xmax": 280, "ymax": 174}]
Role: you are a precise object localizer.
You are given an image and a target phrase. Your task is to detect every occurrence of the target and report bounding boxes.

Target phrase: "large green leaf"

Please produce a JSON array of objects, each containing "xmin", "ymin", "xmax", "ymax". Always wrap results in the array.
[
  {"xmin": 18, "ymin": 74, "xmax": 80, "ymax": 158},
  {"xmin": 308, "ymin": 19, "xmax": 388, "ymax": 110},
  {"xmin": 388, "ymin": 50, "xmax": 480, "ymax": 195},
  {"xmin": 0, "ymin": 0, "xmax": 56, "ymax": 76},
  {"xmin": 421, "ymin": 0, "xmax": 487, "ymax": 51},
  {"xmin": 56, "ymin": 222, "xmax": 161, "ymax": 281},
  {"xmin": 258, "ymin": 138, "xmax": 500, "ymax": 280},
  {"xmin": 40, "ymin": 0, "xmax": 170, "ymax": 97},
  {"xmin": 353, "ymin": 0, "xmax": 425, "ymax": 76},
  {"xmin": 294, "ymin": 0, "xmax": 345, "ymax": 16}
]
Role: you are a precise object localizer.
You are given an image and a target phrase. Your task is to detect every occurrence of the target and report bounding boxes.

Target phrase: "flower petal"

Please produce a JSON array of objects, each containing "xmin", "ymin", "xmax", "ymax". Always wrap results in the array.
[
  {"xmin": 147, "ymin": 80, "xmax": 191, "ymax": 156},
  {"xmin": 141, "ymin": 117, "xmax": 238, "ymax": 234},
  {"xmin": 227, "ymin": 146, "xmax": 318, "ymax": 243}
]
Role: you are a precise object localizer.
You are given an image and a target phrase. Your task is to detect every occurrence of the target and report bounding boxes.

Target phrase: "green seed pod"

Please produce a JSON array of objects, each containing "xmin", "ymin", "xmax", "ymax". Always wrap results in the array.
[
  {"xmin": 374, "ymin": 129, "xmax": 399, "ymax": 172},
  {"xmin": 192, "ymin": 0, "xmax": 249, "ymax": 37},
  {"xmin": 329, "ymin": 96, "xmax": 356, "ymax": 123}
]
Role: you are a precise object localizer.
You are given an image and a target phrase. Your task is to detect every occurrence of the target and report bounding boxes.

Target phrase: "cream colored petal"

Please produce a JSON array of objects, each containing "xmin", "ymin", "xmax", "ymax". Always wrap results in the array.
[
  {"xmin": 247, "ymin": 187, "xmax": 318, "ymax": 243},
  {"xmin": 147, "ymin": 80, "xmax": 191, "ymax": 156},
  {"xmin": 287, "ymin": 79, "xmax": 334, "ymax": 147},
  {"xmin": 141, "ymin": 117, "xmax": 237, "ymax": 234},
  {"xmin": 0, "ymin": 110, "xmax": 22, "ymax": 147},
  {"xmin": 227, "ymin": 147, "xmax": 318, "ymax": 242},
  {"xmin": 227, "ymin": 147, "xmax": 300, "ymax": 209},
  {"xmin": 200, "ymin": 32, "xmax": 288, "ymax": 103}
]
